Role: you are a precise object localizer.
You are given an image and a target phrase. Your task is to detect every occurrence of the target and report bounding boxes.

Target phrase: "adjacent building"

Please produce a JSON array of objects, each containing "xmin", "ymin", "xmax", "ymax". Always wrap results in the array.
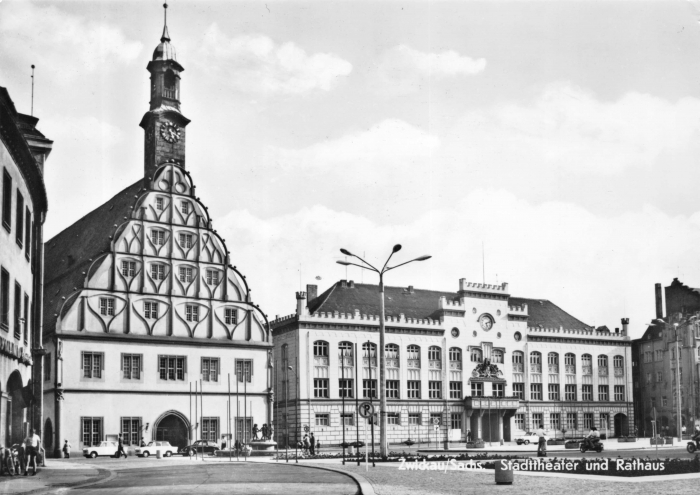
[
  {"xmin": 42, "ymin": 13, "xmax": 272, "ymax": 456},
  {"xmin": 633, "ymin": 278, "xmax": 700, "ymax": 437},
  {"xmin": 0, "ymin": 86, "xmax": 52, "ymax": 447},
  {"xmin": 271, "ymin": 279, "xmax": 634, "ymax": 447}
]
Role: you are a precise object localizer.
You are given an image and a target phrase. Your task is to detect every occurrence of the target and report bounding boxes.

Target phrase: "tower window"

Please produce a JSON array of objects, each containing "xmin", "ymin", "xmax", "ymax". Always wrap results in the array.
[{"xmin": 164, "ymin": 70, "xmax": 177, "ymax": 98}]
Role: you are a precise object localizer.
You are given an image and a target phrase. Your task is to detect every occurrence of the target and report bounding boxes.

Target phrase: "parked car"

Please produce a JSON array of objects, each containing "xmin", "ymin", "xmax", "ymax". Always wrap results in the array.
[
  {"xmin": 135, "ymin": 441, "xmax": 177, "ymax": 458},
  {"xmin": 515, "ymin": 432, "xmax": 549, "ymax": 445},
  {"xmin": 83, "ymin": 441, "xmax": 119, "ymax": 458},
  {"xmin": 178, "ymin": 440, "xmax": 219, "ymax": 457}
]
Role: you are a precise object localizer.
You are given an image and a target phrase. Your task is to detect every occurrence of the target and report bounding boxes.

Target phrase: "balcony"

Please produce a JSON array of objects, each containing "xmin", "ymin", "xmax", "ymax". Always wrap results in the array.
[
  {"xmin": 598, "ymin": 367, "xmax": 608, "ymax": 376},
  {"xmin": 548, "ymin": 365, "xmax": 559, "ymax": 374},
  {"xmin": 512, "ymin": 363, "xmax": 524, "ymax": 373},
  {"xmin": 614, "ymin": 367, "xmax": 624, "ymax": 377},
  {"xmin": 565, "ymin": 365, "xmax": 576, "ymax": 374},
  {"xmin": 163, "ymin": 88, "xmax": 177, "ymax": 99},
  {"xmin": 429, "ymin": 360, "xmax": 442, "ymax": 370},
  {"xmin": 407, "ymin": 359, "xmax": 421, "ymax": 369},
  {"xmin": 449, "ymin": 361, "xmax": 462, "ymax": 370},
  {"xmin": 582, "ymin": 366, "xmax": 592, "ymax": 375},
  {"xmin": 314, "ymin": 357, "xmax": 329, "ymax": 366},
  {"xmin": 530, "ymin": 364, "xmax": 542, "ymax": 373}
]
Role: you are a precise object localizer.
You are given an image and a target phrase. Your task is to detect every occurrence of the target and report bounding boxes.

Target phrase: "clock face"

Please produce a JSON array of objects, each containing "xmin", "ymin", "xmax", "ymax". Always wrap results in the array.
[
  {"xmin": 160, "ymin": 122, "xmax": 181, "ymax": 143},
  {"xmin": 479, "ymin": 314, "xmax": 493, "ymax": 331}
]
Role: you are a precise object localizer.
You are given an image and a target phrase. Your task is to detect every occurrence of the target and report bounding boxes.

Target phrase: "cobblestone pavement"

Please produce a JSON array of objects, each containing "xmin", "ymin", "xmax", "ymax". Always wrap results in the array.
[{"xmin": 310, "ymin": 462, "xmax": 700, "ymax": 495}]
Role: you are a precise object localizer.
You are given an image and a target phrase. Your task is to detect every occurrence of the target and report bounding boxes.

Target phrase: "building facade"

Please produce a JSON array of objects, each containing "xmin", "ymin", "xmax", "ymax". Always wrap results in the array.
[
  {"xmin": 0, "ymin": 86, "xmax": 51, "ymax": 447},
  {"xmin": 42, "ymin": 15, "xmax": 272, "ymax": 456},
  {"xmin": 633, "ymin": 278, "xmax": 700, "ymax": 438},
  {"xmin": 271, "ymin": 279, "xmax": 634, "ymax": 447}
]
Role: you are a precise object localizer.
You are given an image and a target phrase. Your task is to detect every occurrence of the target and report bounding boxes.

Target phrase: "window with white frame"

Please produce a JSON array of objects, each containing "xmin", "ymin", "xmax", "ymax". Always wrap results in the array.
[
  {"xmin": 449, "ymin": 347, "xmax": 461, "ymax": 363},
  {"xmin": 341, "ymin": 414, "xmax": 354, "ymax": 426},
  {"xmin": 514, "ymin": 413, "xmax": 525, "ymax": 429},
  {"xmin": 144, "ymin": 301, "xmax": 159, "ymax": 319},
  {"xmin": 362, "ymin": 342, "xmax": 377, "ymax": 359},
  {"xmin": 408, "ymin": 413, "xmax": 421, "ymax": 425},
  {"xmin": 122, "ymin": 354, "xmax": 141, "ymax": 380},
  {"xmin": 565, "ymin": 384, "xmax": 577, "ymax": 401},
  {"xmin": 530, "ymin": 351, "xmax": 542, "ymax": 365},
  {"xmin": 583, "ymin": 413, "xmax": 593, "ymax": 429},
  {"xmin": 471, "ymin": 382, "xmax": 483, "ymax": 397},
  {"xmin": 385, "ymin": 344, "xmax": 399, "ymax": 362},
  {"xmin": 339, "ymin": 379, "xmax": 354, "ymax": 398},
  {"xmin": 99, "ymin": 298, "xmax": 114, "ymax": 316},
  {"xmin": 121, "ymin": 260, "xmax": 136, "ymax": 277},
  {"xmin": 388, "ymin": 413, "xmax": 400, "ymax": 425},
  {"xmin": 493, "ymin": 383, "xmax": 505, "ymax": 397},
  {"xmin": 151, "ymin": 264, "xmax": 165, "ymax": 280},
  {"xmin": 550, "ymin": 413, "xmax": 561, "ymax": 430},
  {"xmin": 179, "ymin": 233, "xmax": 194, "ymax": 249},
  {"xmin": 428, "ymin": 346, "xmax": 441, "ymax": 361},
  {"xmin": 314, "ymin": 341, "xmax": 329, "ymax": 357},
  {"xmin": 315, "ymin": 414, "xmax": 330, "ymax": 426},
  {"xmin": 407, "ymin": 381, "xmax": 420, "ymax": 399},
  {"xmin": 121, "ymin": 417, "xmax": 141, "ymax": 446},
  {"xmin": 530, "ymin": 383, "xmax": 542, "ymax": 400},
  {"xmin": 205, "ymin": 269, "xmax": 220, "ymax": 285},
  {"xmin": 202, "ymin": 357, "xmax": 219, "ymax": 382},
  {"xmin": 566, "ymin": 413, "xmax": 577, "ymax": 430},
  {"xmin": 82, "ymin": 417, "xmax": 103, "ymax": 447},
  {"xmin": 582, "ymin": 385, "xmax": 593, "ymax": 400},
  {"xmin": 386, "ymin": 380, "xmax": 399, "ymax": 398},
  {"xmin": 363, "ymin": 379, "xmax": 377, "ymax": 399},
  {"xmin": 613, "ymin": 355, "xmax": 624, "ymax": 369},
  {"xmin": 236, "ymin": 359, "xmax": 252, "ymax": 383},
  {"xmin": 470, "ymin": 348, "xmax": 483, "ymax": 362},
  {"xmin": 450, "ymin": 413, "xmax": 462, "ymax": 430},
  {"xmin": 614, "ymin": 385, "xmax": 625, "ymax": 401},
  {"xmin": 151, "ymin": 229, "xmax": 165, "ymax": 246},
  {"xmin": 82, "ymin": 352, "xmax": 103, "ymax": 379},
  {"xmin": 314, "ymin": 378, "xmax": 329, "ymax": 398},
  {"xmin": 450, "ymin": 381, "xmax": 462, "ymax": 399},
  {"xmin": 656, "ymin": 371, "xmax": 663, "ymax": 383},
  {"xmin": 565, "ymin": 353, "xmax": 576, "ymax": 366},
  {"xmin": 598, "ymin": 385, "xmax": 609, "ymax": 401},
  {"xmin": 179, "ymin": 266, "xmax": 194, "ymax": 283},
  {"xmin": 185, "ymin": 304, "xmax": 199, "ymax": 322},
  {"xmin": 548, "ymin": 384, "xmax": 560, "ymax": 400},
  {"xmin": 597, "ymin": 355, "xmax": 608, "ymax": 368},
  {"xmin": 548, "ymin": 352, "xmax": 559, "ymax": 365},
  {"xmin": 202, "ymin": 418, "xmax": 219, "ymax": 442},
  {"xmin": 492, "ymin": 349, "xmax": 504, "ymax": 363},
  {"xmin": 224, "ymin": 308, "xmax": 237, "ymax": 325},
  {"xmin": 512, "ymin": 383, "xmax": 524, "ymax": 399},
  {"xmin": 512, "ymin": 352, "xmax": 523, "ymax": 364},
  {"xmin": 159, "ymin": 355, "xmax": 186, "ymax": 380},
  {"xmin": 429, "ymin": 381, "xmax": 442, "ymax": 399},
  {"xmin": 407, "ymin": 345, "xmax": 420, "ymax": 360},
  {"xmin": 155, "ymin": 197, "xmax": 164, "ymax": 211},
  {"xmin": 180, "ymin": 201, "xmax": 190, "ymax": 215}
]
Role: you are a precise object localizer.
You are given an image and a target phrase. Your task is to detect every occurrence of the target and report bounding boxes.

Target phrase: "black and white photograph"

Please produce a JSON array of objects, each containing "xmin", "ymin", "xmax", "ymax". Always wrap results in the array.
[{"xmin": 1, "ymin": 0, "xmax": 700, "ymax": 493}]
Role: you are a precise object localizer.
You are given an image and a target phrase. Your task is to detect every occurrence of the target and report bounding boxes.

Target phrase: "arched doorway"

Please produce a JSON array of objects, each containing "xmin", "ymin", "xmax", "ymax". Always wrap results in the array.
[
  {"xmin": 614, "ymin": 413, "xmax": 627, "ymax": 437},
  {"xmin": 6, "ymin": 371, "xmax": 25, "ymax": 446},
  {"xmin": 153, "ymin": 411, "xmax": 189, "ymax": 451},
  {"xmin": 44, "ymin": 418, "xmax": 53, "ymax": 453}
]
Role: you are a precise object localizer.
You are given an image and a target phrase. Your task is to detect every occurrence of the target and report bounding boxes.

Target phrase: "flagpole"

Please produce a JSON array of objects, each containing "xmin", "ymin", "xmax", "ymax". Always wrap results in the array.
[
  {"xmin": 200, "ymin": 378, "xmax": 204, "ymax": 461},
  {"xmin": 194, "ymin": 381, "xmax": 198, "ymax": 460},
  {"xmin": 228, "ymin": 373, "xmax": 232, "ymax": 462},
  {"xmin": 244, "ymin": 365, "xmax": 248, "ymax": 461},
  {"xmin": 355, "ymin": 342, "xmax": 360, "ymax": 466},
  {"xmin": 236, "ymin": 370, "xmax": 240, "ymax": 462}
]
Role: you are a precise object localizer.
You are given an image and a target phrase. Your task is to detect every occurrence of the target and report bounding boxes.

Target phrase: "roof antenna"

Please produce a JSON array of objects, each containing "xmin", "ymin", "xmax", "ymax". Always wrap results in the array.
[{"xmin": 30, "ymin": 65, "xmax": 35, "ymax": 116}]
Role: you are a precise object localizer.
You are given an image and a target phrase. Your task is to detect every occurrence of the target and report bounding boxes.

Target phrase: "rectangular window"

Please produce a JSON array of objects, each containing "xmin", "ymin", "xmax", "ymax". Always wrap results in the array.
[
  {"xmin": 515, "ymin": 413, "xmax": 525, "ymax": 430},
  {"xmin": 656, "ymin": 371, "xmax": 663, "ymax": 383},
  {"xmin": 15, "ymin": 191, "xmax": 23, "ymax": 246},
  {"xmin": 179, "ymin": 266, "xmax": 194, "ymax": 283},
  {"xmin": 493, "ymin": 383, "xmax": 504, "ymax": 397},
  {"xmin": 450, "ymin": 413, "xmax": 462, "ymax": 430},
  {"xmin": 386, "ymin": 380, "xmax": 399, "ymax": 399},
  {"xmin": 206, "ymin": 269, "xmax": 220, "ymax": 285},
  {"xmin": 121, "ymin": 417, "xmax": 141, "ymax": 446},
  {"xmin": 655, "ymin": 350, "xmax": 663, "ymax": 361},
  {"xmin": 582, "ymin": 385, "xmax": 593, "ymax": 401},
  {"xmin": 0, "ymin": 268, "xmax": 8, "ymax": 330},
  {"xmin": 315, "ymin": 414, "xmax": 330, "ymax": 426},
  {"xmin": 450, "ymin": 381, "xmax": 462, "ymax": 399},
  {"xmin": 99, "ymin": 298, "xmax": 114, "ymax": 316},
  {"xmin": 408, "ymin": 413, "xmax": 421, "ymax": 425},
  {"xmin": 82, "ymin": 352, "xmax": 103, "ymax": 379},
  {"xmin": 179, "ymin": 233, "xmax": 193, "ymax": 249},
  {"xmin": 181, "ymin": 201, "xmax": 190, "ymax": 215},
  {"xmin": 24, "ymin": 207, "xmax": 30, "ymax": 261},
  {"xmin": 662, "ymin": 396, "xmax": 668, "ymax": 407},
  {"xmin": 407, "ymin": 381, "xmax": 421, "ymax": 399},
  {"xmin": 13, "ymin": 283, "xmax": 21, "ymax": 339},
  {"xmin": 341, "ymin": 414, "xmax": 354, "ymax": 426},
  {"xmin": 185, "ymin": 304, "xmax": 199, "ymax": 322},
  {"xmin": 530, "ymin": 384, "xmax": 542, "ymax": 400},
  {"xmin": 159, "ymin": 355, "xmax": 186, "ymax": 381},
  {"xmin": 388, "ymin": 413, "xmax": 400, "ymax": 425},
  {"xmin": 155, "ymin": 197, "xmax": 164, "ymax": 211},
  {"xmin": 548, "ymin": 384, "xmax": 560, "ymax": 401},
  {"xmin": 430, "ymin": 413, "xmax": 442, "ymax": 426},
  {"xmin": 144, "ymin": 301, "xmax": 159, "ymax": 319},
  {"xmin": 314, "ymin": 378, "xmax": 329, "ymax": 398},
  {"xmin": 236, "ymin": 417, "xmax": 253, "ymax": 443},
  {"xmin": 565, "ymin": 384, "xmax": 577, "ymax": 401},
  {"xmin": 81, "ymin": 417, "xmax": 103, "ymax": 447},
  {"xmin": 363, "ymin": 379, "xmax": 377, "ymax": 399},
  {"xmin": 512, "ymin": 382, "xmax": 524, "ymax": 400},
  {"xmin": 151, "ymin": 264, "xmax": 165, "ymax": 280},
  {"xmin": 339, "ymin": 379, "xmax": 354, "ymax": 398},
  {"xmin": 566, "ymin": 413, "xmax": 577, "ymax": 430},
  {"xmin": 428, "ymin": 381, "xmax": 442, "ymax": 399},
  {"xmin": 471, "ymin": 382, "xmax": 483, "ymax": 397},
  {"xmin": 224, "ymin": 308, "xmax": 237, "ymax": 325},
  {"xmin": 614, "ymin": 385, "xmax": 625, "ymax": 401},
  {"xmin": 598, "ymin": 385, "xmax": 609, "ymax": 401},
  {"xmin": 23, "ymin": 293, "xmax": 28, "ymax": 344},
  {"xmin": 122, "ymin": 354, "xmax": 141, "ymax": 380},
  {"xmin": 583, "ymin": 413, "xmax": 593, "ymax": 429},
  {"xmin": 202, "ymin": 357, "xmax": 219, "ymax": 382},
  {"xmin": 44, "ymin": 352, "xmax": 51, "ymax": 381},
  {"xmin": 646, "ymin": 372, "xmax": 651, "ymax": 384},
  {"xmin": 550, "ymin": 413, "xmax": 561, "ymax": 430},
  {"xmin": 151, "ymin": 229, "xmax": 165, "ymax": 246},
  {"xmin": 2, "ymin": 169, "xmax": 11, "ymax": 231},
  {"xmin": 532, "ymin": 413, "xmax": 543, "ymax": 428},
  {"xmin": 121, "ymin": 260, "xmax": 136, "ymax": 277},
  {"xmin": 202, "ymin": 418, "xmax": 219, "ymax": 442},
  {"xmin": 235, "ymin": 359, "xmax": 252, "ymax": 383}
]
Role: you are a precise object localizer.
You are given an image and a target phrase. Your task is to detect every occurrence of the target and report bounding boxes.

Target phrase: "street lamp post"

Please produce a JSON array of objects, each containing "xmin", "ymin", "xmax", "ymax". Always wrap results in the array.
[
  {"xmin": 337, "ymin": 245, "xmax": 431, "ymax": 458},
  {"xmin": 287, "ymin": 365, "xmax": 300, "ymax": 463},
  {"xmin": 674, "ymin": 322, "xmax": 682, "ymax": 440}
]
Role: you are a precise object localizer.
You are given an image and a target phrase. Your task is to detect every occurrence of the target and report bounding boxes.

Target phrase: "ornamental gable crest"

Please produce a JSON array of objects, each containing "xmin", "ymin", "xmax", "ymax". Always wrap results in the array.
[{"xmin": 471, "ymin": 359, "xmax": 503, "ymax": 379}]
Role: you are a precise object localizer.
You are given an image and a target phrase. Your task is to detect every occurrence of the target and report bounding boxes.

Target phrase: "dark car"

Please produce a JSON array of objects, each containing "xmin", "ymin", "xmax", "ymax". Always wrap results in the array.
[{"xmin": 178, "ymin": 440, "xmax": 219, "ymax": 457}]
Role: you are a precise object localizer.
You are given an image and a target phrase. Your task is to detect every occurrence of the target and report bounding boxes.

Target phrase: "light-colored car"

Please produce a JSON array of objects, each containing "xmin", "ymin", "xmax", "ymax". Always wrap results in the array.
[
  {"xmin": 515, "ymin": 432, "xmax": 549, "ymax": 445},
  {"xmin": 135, "ymin": 441, "xmax": 177, "ymax": 457},
  {"xmin": 83, "ymin": 441, "xmax": 119, "ymax": 458}
]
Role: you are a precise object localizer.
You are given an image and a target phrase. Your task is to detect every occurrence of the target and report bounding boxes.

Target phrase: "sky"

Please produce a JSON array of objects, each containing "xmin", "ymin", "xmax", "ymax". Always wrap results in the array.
[{"xmin": 2, "ymin": 0, "xmax": 700, "ymax": 337}]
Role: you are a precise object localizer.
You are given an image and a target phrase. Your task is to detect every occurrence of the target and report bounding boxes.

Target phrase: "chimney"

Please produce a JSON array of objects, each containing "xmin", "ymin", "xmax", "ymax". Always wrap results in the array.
[
  {"xmin": 621, "ymin": 318, "xmax": 629, "ymax": 336},
  {"xmin": 306, "ymin": 284, "xmax": 317, "ymax": 302},
  {"xmin": 341, "ymin": 280, "xmax": 347, "ymax": 288},
  {"xmin": 348, "ymin": 280, "xmax": 355, "ymax": 288},
  {"xmin": 296, "ymin": 291, "xmax": 307, "ymax": 316},
  {"xmin": 615, "ymin": 328, "xmax": 620, "ymax": 334},
  {"xmin": 407, "ymin": 285, "xmax": 414, "ymax": 294},
  {"xmin": 655, "ymin": 283, "xmax": 663, "ymax": 319}
]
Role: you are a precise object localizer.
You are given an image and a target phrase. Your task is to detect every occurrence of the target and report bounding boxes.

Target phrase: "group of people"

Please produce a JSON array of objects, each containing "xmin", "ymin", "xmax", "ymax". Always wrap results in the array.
[
  {"xmin": 251, "ymin": 424, "xmax": 273, "ymax": 441},
  {"xmin": 299, "ymin": 433, "xmax": 321, "ymax": 455},
  {"xmin": 1, "ymin": 428, "xmax": 42, "ymax": 476},
  {"xmin": 533, "ymin": 425, "xmax": 602, "ymax": 457}
]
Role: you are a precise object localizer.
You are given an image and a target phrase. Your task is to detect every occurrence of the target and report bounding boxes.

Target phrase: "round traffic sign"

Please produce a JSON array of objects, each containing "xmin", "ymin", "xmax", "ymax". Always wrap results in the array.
[
  {"xmin": 358, "ymin": 401, "xmax": 375, "ymax": 418},
  {"xmin": 304, "ymin": 425, "xmax": 309, "ymax": 432},
  {"xmin": 432, "ymin": 417, "xmax": 440, "ymax": 425}
]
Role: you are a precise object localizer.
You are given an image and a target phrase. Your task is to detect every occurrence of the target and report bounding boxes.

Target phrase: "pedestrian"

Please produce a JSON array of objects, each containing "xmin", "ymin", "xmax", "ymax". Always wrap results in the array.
[
  {"xmin": 115, "ymin": 434, "xmax": 127, "ymax": 459},
  {"xmin": 303, "ymin": 434, "xmax": 310, "ymax": 454},
  {"xmin": 24, "ymin": 429, "xmax": 40, "ymax": 476},
  {"xmin": 466, "ymin": 429, "xmax": 472, "ymax": 442},
  {"xmin": 62, "ymin": 440, "xmax": 72, "ymax": 459},
  {"xmin": 316, "ymin": 439, "xmax": 321, "ymax": 453},
  {"xmin": 17, "ymin": 442, "xmax": 26, "ymax": 476},
  {"xmin": 535, "ymin": 424, "xmax": 547, "ymax": 457},
  {"xmin": 309, "ymin": 433, "xmax": 316, "ymax": 456},
  {"xmin": 140, "ymin": 437, "xmax": 146, "ymax": 447}
]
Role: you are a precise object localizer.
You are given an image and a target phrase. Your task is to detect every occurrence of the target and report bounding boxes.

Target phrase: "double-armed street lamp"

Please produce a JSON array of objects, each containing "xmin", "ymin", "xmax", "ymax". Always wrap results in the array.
[{"xmin": 337, "ymin": 244, "xmax": 431, "ymax": 458}]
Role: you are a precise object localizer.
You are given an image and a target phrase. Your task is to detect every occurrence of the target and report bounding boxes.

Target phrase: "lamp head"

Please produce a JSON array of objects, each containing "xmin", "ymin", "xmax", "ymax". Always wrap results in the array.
[
  {"xmin": 340, "ymin": 248, "xmax": 352, "ymax": 256},
  {"xmin": 287, "ymin": 365, "xmax": 293, "ymax": 370},
  {"xmin": 392, "ymin": 244, "xmax": 402, "ymax": 253},
  {"xmin": 336, "ymin": 261, "xmax": 351, "ymax": 266},
  {"xmin": 415, "ymin": 255, "xmax": 432, "ymax": 261}
]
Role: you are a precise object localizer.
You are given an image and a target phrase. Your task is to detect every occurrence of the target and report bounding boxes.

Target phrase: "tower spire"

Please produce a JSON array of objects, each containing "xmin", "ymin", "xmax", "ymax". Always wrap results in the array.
[{"xmin": 161, "ymin": 2, "xmax": 170, "ymax": 42}]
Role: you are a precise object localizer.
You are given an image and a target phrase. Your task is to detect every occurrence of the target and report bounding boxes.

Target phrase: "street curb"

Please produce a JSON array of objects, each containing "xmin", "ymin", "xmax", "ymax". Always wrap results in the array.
[
  {"xmin": 28, "ymin": 464, "xmax": 117, "ymax": 495},
  {"xmin": 288, "ymin": 462, "xmax": 377, "ymax": 495}
]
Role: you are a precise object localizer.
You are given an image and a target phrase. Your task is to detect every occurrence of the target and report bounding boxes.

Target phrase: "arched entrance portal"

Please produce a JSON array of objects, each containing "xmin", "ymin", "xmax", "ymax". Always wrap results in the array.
[
  {"xmin": 44, "ymin": 419, "xmax": 53, "ymax": 453},
  {"xmin": 614, "ymin": 413, "xmax": 628, "ymax": 437},
  {"xmin": 153, "ymin": 411, "xmax": 189, "ymax": 451},
  {"xmin": 6, "ymin": 371, "xmax": 25, "ymax": 446}
]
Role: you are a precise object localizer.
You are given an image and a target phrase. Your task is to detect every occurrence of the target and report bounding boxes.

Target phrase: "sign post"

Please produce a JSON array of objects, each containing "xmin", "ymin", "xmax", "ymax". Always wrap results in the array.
[
  {"xmin": 358, "ymin": 402, "xmax": 374, "ymax": 472},
  {"xmin": 433, "ymin": 418, "xmax": 440, "ymax": 450}
]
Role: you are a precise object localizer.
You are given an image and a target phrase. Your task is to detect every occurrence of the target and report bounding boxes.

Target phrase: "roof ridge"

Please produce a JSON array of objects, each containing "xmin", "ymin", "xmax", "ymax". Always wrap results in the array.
[{"xmin": 311, "ymin": 282, "xmax": 339, "ymax": 315}]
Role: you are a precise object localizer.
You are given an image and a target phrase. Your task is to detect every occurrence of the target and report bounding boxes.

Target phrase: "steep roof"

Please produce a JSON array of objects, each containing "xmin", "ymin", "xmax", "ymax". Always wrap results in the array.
[
  {"xmin": 43, "ymin": 179, "xmax": 144, "ymax": 334},
  {"xmin": 307, "ymin": 281, "xmax": 591, "ymax": 330}
]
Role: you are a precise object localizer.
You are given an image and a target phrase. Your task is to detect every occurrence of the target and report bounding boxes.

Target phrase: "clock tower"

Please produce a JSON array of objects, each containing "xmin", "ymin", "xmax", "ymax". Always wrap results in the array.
[{"xmin": 139, "ymin": 2, "xmax": 191, "ymax": 180}]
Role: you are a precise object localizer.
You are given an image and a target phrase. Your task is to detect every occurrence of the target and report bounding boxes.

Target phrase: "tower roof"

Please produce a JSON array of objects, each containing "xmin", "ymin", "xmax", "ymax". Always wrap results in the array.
[{"xmin": 152, "ymin": 2, "xmax": 176, "ymax": 62}]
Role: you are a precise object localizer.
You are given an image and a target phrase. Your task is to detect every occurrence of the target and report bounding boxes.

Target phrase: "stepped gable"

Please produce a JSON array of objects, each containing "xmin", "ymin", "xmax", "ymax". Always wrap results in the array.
[
  {"xmin": 43, "ymin": 178, "xmax": 144, "ymax": 334},
  {"xmin": 308, "ymin": 281, "xmax": 458, "ymax": 320},
  {"xmin": 508, "ymin": 296, "xmax": 591, "ymax": 330}
]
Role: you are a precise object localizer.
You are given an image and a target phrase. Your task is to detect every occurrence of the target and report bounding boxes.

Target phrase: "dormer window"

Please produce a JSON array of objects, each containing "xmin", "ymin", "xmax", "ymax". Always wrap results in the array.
[
  {"xmin": 186, "ymin": 304, "xmax": 199, "ymax": 322},
  {"xmin": 225, "ymin": 308, "xmax": 237, "ymax": 325},
  {"xmin": 179, "ymin": 233, "xmax": 194, "ymax": 249},
  {"xmin": 144, "ymin": 302, "xmax": 159, "ymax": 319},
  {"xmin": 99, "ymin": 298, "xmax": 115, "ymax": 316},
  {"xmin": 151, "ymin": 229, "xmax": 165, "ymax": 246},
  {"xmin": 206, "ymin": 269, "xmax": 220, "ymax": 285},
  {"xmin": 181, "ymin": 201, "xmax": 190, "ymax": 215},
  {"xmin": 155, "ymin": 197, "xmax": 164, "ymax": 211},
  {"xmin": 121, "ymin": 260, "xmax": 136, "ymax": 277}
]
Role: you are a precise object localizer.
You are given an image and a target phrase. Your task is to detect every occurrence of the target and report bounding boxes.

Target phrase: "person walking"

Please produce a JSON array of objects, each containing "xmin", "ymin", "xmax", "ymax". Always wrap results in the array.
[
  {"xmin": 315, "ymin": 439, "xmax": 321, "ymax": 454},
  {"xmin": 115, "ymin": 434, "xmax": 127, "ymax": 459},
  {"xmin": 24, "ymin": 429, "xmax": 40, "ymax": 476},
  {"xmin": 62, "ymin": 440, "xmax": 72, "ymax": 459},
  {"xmin": 535, "ymin": 424, "xmax": 547, "ymax": 457},
  {"xmin": 309, "ymin": 433, "xmax": 316, "ymax": 456},
  {"xmin": 302, "ymin": 434, "xmax": 310, "ymax": 455}
]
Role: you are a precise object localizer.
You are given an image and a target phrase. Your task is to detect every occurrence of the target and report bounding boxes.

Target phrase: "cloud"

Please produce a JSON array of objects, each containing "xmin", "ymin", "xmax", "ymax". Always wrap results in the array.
[
  {"xmin": 216, "ymin": 190, "xmax": 699, "ymax": 336},
  {"xmin": 190, "ymin": 25, "xmax": 352, "ymax": 94},
  {"xmin": 374, "ymin": 44, "xmax": 486, "ymax": 94},
  {"xmin": 0, "ymin": 2, "xmax": 142, "ymax": 83}
]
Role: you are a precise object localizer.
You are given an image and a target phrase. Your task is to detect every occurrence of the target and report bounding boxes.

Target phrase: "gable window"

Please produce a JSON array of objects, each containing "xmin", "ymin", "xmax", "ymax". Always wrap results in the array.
[
  {"xmin": 144, "ymin": 301, "xmax": 159, "ymax": 319},
  {"xmin": 155, "ymin": 197, "xmax": 164, "ymax": 211},
  {"xmin": 181, "ymin": 201, "xmax": 190, "ymax": 215},
  {"xmin": 121, "ymin": 260, "xmax": 136, "ymax": 277},
  {"xmin": 151, "ymin": 229, "xmax": 165, "ymax": 246},
  {"xmin": 15, "ymin": 191, "xmax": 23, "ymax": 247},
  {"xmin": 99, "ymin": 297, "xmax": 114, "ymax": 316},
  {"xmin": 122, "ymin": 354, "xmax": 141, "ymax": 380},
  {"xmin": 185, "ymin": 304, "xmax": 199, "ymax": 322},
  {"xmin": 2, "ymin": 169, "xmax": 11, "ymax": 231},
  {"xmin": 179, "ymin": 233, "xmax": 194, "ymax": 249},
  {"xmin": 159, "ymin": 355, "xmax": 186, "ymax": 380},
  {"xmin": 82, "ymin": 352, "xmax": 103, "ymax": 379},
  {"xmin": 202, "ymin": 357, "xmax": 219, "ymax": 382},
  {"xmin": 206, "ymin": 269, "xmax": 220, "ymax": 285},
  {"xmin": 179, "ymin": 266, "xmax": 194, "ymax": 283},
  {"xmin": 151, "ymin": 264, "xmax": 165, "ymax": 280},
  {"xmin": 224, "ymin": 308, "xmax": 237, "ymax": 325}
]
